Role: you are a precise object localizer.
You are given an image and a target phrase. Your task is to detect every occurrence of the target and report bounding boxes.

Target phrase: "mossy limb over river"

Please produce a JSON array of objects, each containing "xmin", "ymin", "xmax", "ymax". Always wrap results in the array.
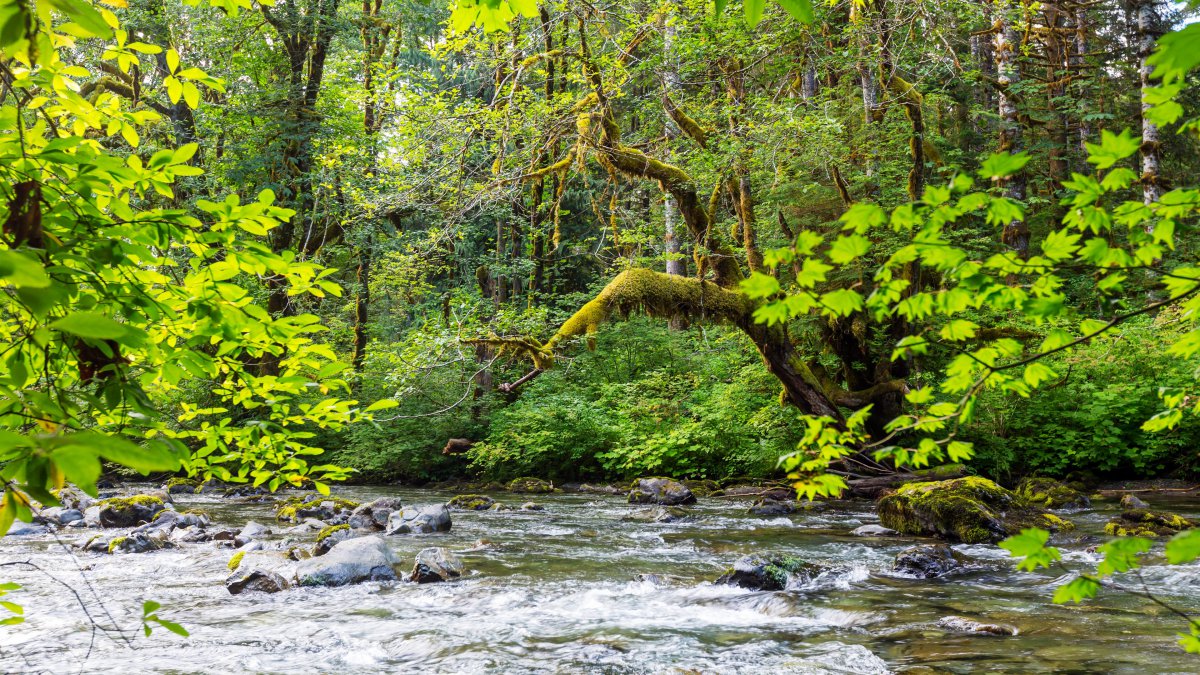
[{"xmin": 2, "ymin": 485, "xmax": 1199, "ymax": 673}]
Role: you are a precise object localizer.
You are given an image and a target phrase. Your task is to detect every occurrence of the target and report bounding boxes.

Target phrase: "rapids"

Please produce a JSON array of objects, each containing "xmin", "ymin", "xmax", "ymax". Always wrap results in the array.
[{"xmin": 1, "ymin": 485, "xmax": 1198, "ymax": 673}]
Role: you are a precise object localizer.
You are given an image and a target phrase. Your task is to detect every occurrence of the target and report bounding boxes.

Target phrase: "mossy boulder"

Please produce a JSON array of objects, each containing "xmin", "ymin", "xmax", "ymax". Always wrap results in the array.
[
  {"xmin": 877, "ymin": 477, "xmax": 1071, "ymax": 544},
  {"xmin": 97, "ymin": 495, "xmax": 165, "ymax": 528},
  {"xmin": 715, "ymin": 554, "xmax": 817, "ymax": 591},
  {"xmin": 164, "ymin": 477, "xmax": 201, "ymax": 494},
  {"xmin": 682, "ymin": 479, "xmax": 721, "ymax": 497},
  {"xmin": 507, "ymin": 477, "xmax": 556, "ymax": 494},
  {"xmin": 314, "ymin": 524, "xmax": 352, "ymax": 555},
  {"xmin": 628, "ymin": 477, "xmax": 696, "ymax": 506},
  {"xmin": 274, "ymin": 495, "xmax": 360, "ymax": 524},
  {"xmin": 1015, "ymin": 477, "xmax": 1090, "ymax": 509},
  {"xmin": 447, "ymin": 494, "xmax": 496, "ymax": 511},
  {"xmin": 1104, "ymin": 509, "xmax": 1195, "ymax": 537},
  {"xmin": 107, "ymin": 531, "xmax": 172, "ymax": 554}
]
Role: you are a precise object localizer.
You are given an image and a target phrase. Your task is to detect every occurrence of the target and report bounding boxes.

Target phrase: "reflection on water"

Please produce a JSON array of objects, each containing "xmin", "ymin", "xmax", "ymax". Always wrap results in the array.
[{"xmin": 1, "ymin": 485, "xmax": 1198, "ymax": 674}]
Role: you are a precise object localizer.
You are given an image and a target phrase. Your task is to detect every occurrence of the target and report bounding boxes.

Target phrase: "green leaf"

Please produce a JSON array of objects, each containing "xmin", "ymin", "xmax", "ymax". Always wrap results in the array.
[
  {"xmin": 828, "ymin": 234, "xmax": 870, "ymax": 264},
  {"xmin": 364, "ymin": 399, "xmax": 398, "ymax": 412},
  {"xmin": 507, "ymin": 0, "xmax": 539, "ymax": 18},
  {"xmin": 155, "ymin": 618, "xmax": 189, "ymax": 637},
  {"xmin": 978, "ymin": 152, "xmax": 1031, "ymax": 179},
  {"xmin": 50, "ymin": 312, "xmax": 130, "ymax": 340},
  {"xmin": 143, "ymin": 600, "xmax": 162, "ymax": 615},
  {"xmin": 0, "ymin": 250, "xmax": 51, "ymax": 289},
  {"xmin": 774, "ymin": 0, "xmax": 812, "ymax": 23},
  {"xmin": 1085, "ymin": 129, "xmax": 1140, "ymax": 170},
  {"xmin": 819, "ymin": 289, "xmax": 864, "ymax": 317},
  {"xmin": 739, "ymin": 271, "xmax": 781, "ymax": 300},
  {"xmin": 1165, "ymin": 530, "xmax": 1200, "ymax": 565},
  {"xmin": 49, "ymin": 446, "xmax": 102, "ymax": 491},
  {"xmin": 744, "ymin": 0, "xmax": 765, "ymax": 26},
  {"xmin": 70, "ymin": 433, "xmax": 182, "ymax": 473},
  {"xmin": 939, "ymin": 319, "xmax": 978, "ymax": 342},
  {"xmin": 1053, "ymin": 576, "xmax": 1101, "ymax": 604},
  {"xmin": 46, "ymin": 0, "xmax": 113, "ymax": 39}
]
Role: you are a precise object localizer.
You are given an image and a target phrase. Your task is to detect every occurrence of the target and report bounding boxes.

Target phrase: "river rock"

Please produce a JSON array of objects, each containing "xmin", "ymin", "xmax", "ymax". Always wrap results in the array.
[
  {"xmin": 97, "ymin": 495, "xmax": 166, "ymax": 528},
  {"xmin": 748, "ymin": 498, "xmax": 796, "ymax": 516},
  {"xmin": 683, "ymin": 479, "xmax": 721, "ymax": 497},
  {"xmin": 507, "ymin": 477, "xmax": 555, "ymax": 494},
  {"xmin": 54, "ymin": 487, "xmax": 95, "ymax": 511},
  {"xmin": 892, "ymin": 544, "xmax": 966, "ymax": 578},
  {"xmin": 314, "ymin": 524, "xmax": 353, "ymax": 555},
  {"xmin": 107, "ymin": 531, "xmax": 173, "ymax": 554},
  {"xmin": 1015, "ymin": 477, "xmax": 1090, "ymax": 509},
  {"xmin": 274, "ymin": 495, "xmax": 360, "ymax": 525},
  {"xmin": 877, "ymin": 477, "xmax": 1073, "ymax": 544},
  {"xmin": 622, "ymin": 506, "xmax": 690, "ymax": 523},
  {"xmin": 386, "ymin": 505, "xmax": 452, "ymax": 535},
  {"xmin": 577, "ymin": 483, "xmax": 623, "ymax": 495},
  {"xmin": 937, "ymin": 615, "xmax": 1018, "ymax": 636},
  {"xmin": 6, "ymin": 521, "xmax": 49, "ymax": 536},
  {"xmin": 628, "ymin": 477, "xmax": 696, "ymax": 506},
  {"xmin": 296, "ymin": 536, "xmax": 402, "ymax": 587},
  {"xmin": 410, "ymin": 547, "xmax": 464, "ymax": 583},
  {"xmin": 164, "ymin": 478, "xmax": 201, "ymax": 494},
  {"xmin": 715, "ymin": 554, "xmax": 817, "ymax": 591},
  {"xmin": 347, "ymin": 498, "xmax": 404, "ymax": 530},
  {"xmin": 237, "ymin": 521, "xmax": 272, "ymax": 545},
  {"xmin": 226, "ymin": 551, "xmax": 296, "ymax": 594},
  {"xmin": 1104, "ymin": 509, "xmax": 1195, "ymax": 537},
  {"xmin": 850, "ymin": 524, "xmax": 897, "ymax": 537},
  {"xmin": 1120, "ymin": 494, "xmax": 1149, "ymax": 510},
  {"xmin": 447, "ymin": 494, "xmax": 495, "ymax": 511},
  {"xmin": 520, "ymin": 502, "xmax": 544, "ymax": 511}
]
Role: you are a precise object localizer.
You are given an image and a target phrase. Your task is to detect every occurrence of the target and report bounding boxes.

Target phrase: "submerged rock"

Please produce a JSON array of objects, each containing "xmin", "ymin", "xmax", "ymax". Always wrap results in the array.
[
  {"xmin": 1104, "ymin": 509, "xmax": 1195, "ymax": 537},
  {"xmin": 628, "ymin": 477, "xmax": 696, "ymax": 506},
  {"xmin": 892, "ymin": 544, "xmax": 966, "ymax": 578},
  {"xmin": 1120, "ymin": 494, "xmax": 1149, "ymax": 510},
  {"xmin": 1015, "ymin": 477, "xmax": 1090, "ymax": 509},
  {"xmin": 577, "ymin": 483, "xmax": 624, "ymax": 495},
  {"xmin": 347, "ymin": 498, "xmax": 404, "ymax": 530},
  {"xmin": 447, "ymin": 494, "xmax": 496, "ymax": 511},
  {"xmin": 410, "ymin": 547, "xmax": 464, "ymax": 583},
  {"xmin": 715, "ymin": 554, "xmax": 817, "ymax": 591},
  {"xmin": 877, "ymin": 477, "xmax": 1072, "ymax": 544},
  {"xmin": 622, "ymin": 506, "xmax": 690, "ymax": 523},
  {"xmin": 748, "ymin": 498, "xmax": 796, "ymax": 516},
  {"xmin": 97, "ymin": 495, "xmax": 165, "ymax": 528},
  {"xmin": 507, "ymin": 477, "xmax": 556, "ymax": 494},
  {"xmin": 937, "ymin": 615, "xmax": 1018, "ymax": 636},
  {"xmin": 520, "ymin": 502, "xmax": 544, "ymax": 511},
  {"xmin": 850, "ymin": 524, "xmax": 897, "ymax": 537},
  {"xmin": 296, "ymin": 536, "xmax": 402, "ymax": 587},
  {"xmin": 386, "ymin": 505, "xmax": 452, "ymax": 535}
]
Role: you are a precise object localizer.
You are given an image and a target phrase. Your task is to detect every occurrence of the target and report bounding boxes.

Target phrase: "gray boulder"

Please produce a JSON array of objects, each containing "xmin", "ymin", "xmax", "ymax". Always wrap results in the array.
[
  {"xmin": 893, "ymin": 544, "xmax": 967, "ymax": 578},
  {"xmin": 410, "ymin": 547, "xmax": 464, "ymax": 584},
  {"xmin": 716, "ymin": 554, "xmax": 817, "ymax": 591},
  {"xmin": 296, "ymin": 536, "xmax": 402, "ymax": 586},
  {"xmin": 628, "ymin": 478, "xmax": 696, "ymax": 506},
  {"xmin": 108, "ymin": 531, "xmax": 173, "ymax": 554},
  {"xmin": 347, "ymin": 497, "xmax": 404, "ymax": 530},
  {"xmin": 6, "ymin": 521, "xmax": 49, "ymax": 536},
  {"xmin": 97, "ymin": 496, "xmax": 165, "ymax": 528},
  {"xmin": 236, "ymin": 521, "xmax": 272, "ymax": 546},
  {"xmin": 1120, "ymin": 494, "xmax": 1149, "ymax": 510},
  {"xmin": 386, "ymin": 505, "xmax": 452, "ymax": 535},
  {"xmin": 226, "ymin": 551, "xmax": 296, "ymax": 595}
]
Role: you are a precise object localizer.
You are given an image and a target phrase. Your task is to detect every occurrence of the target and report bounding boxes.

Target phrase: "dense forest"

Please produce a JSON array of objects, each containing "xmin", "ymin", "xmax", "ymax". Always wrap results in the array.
[{"xmin": 5, "ymin": 0, "xmax": 1200, "ymax": 669}]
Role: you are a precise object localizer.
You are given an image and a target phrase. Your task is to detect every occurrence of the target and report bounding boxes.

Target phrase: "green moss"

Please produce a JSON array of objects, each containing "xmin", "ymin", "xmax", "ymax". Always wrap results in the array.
[
  {"xmin": 273, "ymin": 495, "xmax": 360, "ymax": 522},
  {"xmin": 448, "ymin": 494, "xmax": 495, "ymax": 510},
  {"xmin": 228, "ymin": 551, "xmax": 246, "ymax": 571},
  {"xmin": 1015, "ymin": 477, "xmax": 1087, "ymax": 509},
  {"xmin": 107, "ymin": 537, "xmax": 127, "ymax": 554},
  {"xmin": 507, "ymin": 477, "xmax": 555, "ymax": 494},
  {"xmin": 165, "ymin": 477, "xmax": 199, "ymax": 488},
  {"xmin": 762, "ymin": 556, "xmax": 808, "ymax": 589},
  {"xmin": 316, "ymin": 524, "xmax": 349, "ymax": 543},
  {"xmin": 1040, "ymin": 513, "xmax": 1075, "ymax": 532},
  {"xmin": 880, "ymin": 477, "xmax": 1041, "ymax": 544},
  {"xmin": 1104, "ymin": 509, "xmax": 1195, "ymax": 538},
  {"xmin": 99, "ymin": 495, "xmax": 164, "ymax": 510}
]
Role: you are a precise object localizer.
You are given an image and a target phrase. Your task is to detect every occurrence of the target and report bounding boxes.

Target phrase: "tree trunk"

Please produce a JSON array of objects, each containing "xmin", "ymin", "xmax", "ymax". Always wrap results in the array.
[
  {"xmin": 995, "ymin": 0, "xmax": 1029, "ymax": 257},
  {"xmin": 1135, "ymin": 0, "xmax": 1165, "ymax": 204}
]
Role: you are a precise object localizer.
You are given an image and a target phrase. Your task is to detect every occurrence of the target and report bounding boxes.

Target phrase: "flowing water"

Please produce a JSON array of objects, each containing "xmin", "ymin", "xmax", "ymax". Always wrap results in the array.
[{"xmin": 2, "ymin": 485, "xmax": 1199, "ymax": 674}]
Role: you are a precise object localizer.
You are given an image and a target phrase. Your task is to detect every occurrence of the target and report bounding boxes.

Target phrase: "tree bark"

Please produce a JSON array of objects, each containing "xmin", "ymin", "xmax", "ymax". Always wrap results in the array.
[{"xmin": 995, "ymin": 0, "xmax": 1029, "ymax": 257}]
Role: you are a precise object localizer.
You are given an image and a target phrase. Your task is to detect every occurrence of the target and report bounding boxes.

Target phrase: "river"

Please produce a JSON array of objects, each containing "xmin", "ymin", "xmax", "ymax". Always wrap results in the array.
[{"xmin": 1, "ymin": 485, "xmax": 1198, "ymax": 673}]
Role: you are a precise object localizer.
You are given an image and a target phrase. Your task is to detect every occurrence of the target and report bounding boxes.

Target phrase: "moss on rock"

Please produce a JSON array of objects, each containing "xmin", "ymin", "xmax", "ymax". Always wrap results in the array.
[
  {"xmin": 447, "ymin": 494, "xmax": 496, "ymax": 510},
  {"xmin": 106, "ymin": 537, "xmax": 128, "ymax": 554},
  {"xmin": 273, "ymin": 495, "xmax": 360, "ymax": 523},
  {"xmin": 316, "ymin": 524, "xmax": 350, "ymax": 543},
  {"xmin": 1104, "ymin": 509, "xmax": 1195, "ymax": 537},
  {"xmin": 1016, "ymin": 477, "xmax": 1090, "ymax": 509},
  {"xmin": 228, "ymin": 551, "xmax": 247, "ymax": 571},
  {"xmin": 878, "ymin": 477, "xmax": 1071, "ymax": 544},
  {"xmin": 507, "ymin": 477, "xmax": 555, "ymax": 494}
]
